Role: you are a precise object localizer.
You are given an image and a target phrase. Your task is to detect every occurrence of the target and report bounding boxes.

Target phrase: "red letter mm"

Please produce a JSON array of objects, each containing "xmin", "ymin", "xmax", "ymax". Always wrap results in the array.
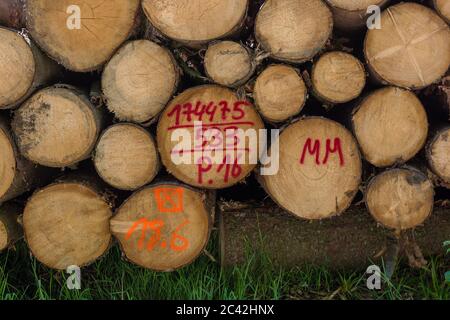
[{"xmin": 322, "ymin": 138, "xmax": 344, "ymax": 166}]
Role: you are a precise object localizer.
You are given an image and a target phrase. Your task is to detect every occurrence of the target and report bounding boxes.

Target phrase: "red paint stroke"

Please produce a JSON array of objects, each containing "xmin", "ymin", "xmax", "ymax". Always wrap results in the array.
[
  {"xmin": 299, "ymin": 137, "xmax": 345, "ymax": 166},
  {"xmin": 168, "ymin": 121, "xmax": 255, "ymax": 131},
  {"xmin": 154, "ymin": 187, "xmax": 184, "ymax": 213}
]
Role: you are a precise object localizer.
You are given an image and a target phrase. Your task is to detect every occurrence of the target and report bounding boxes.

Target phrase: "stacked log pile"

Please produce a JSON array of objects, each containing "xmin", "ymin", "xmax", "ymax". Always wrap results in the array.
[{"xmin": 0, "ymin": 0, "xmax": 449, "ymax": 273}]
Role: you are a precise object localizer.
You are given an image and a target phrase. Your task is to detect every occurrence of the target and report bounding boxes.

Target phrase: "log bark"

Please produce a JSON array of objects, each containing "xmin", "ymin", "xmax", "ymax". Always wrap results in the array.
[
  {"xmin": 204, "ymin": 41, "xmax": 255, "ymax": 88},
  {"xmin": 255, "ymin": 0, "xmax": 333, "ymax": 63},
  {"xmin": 434, "ymin": 0, "xmax": 450, "ymax": 24},
  {"xmin": 0, "ymin": 115, "xmax": 52, "ymax": 203},
  {"xmin": 93, "ymin": 123, "xmax": 160, "ymax": 191},
  {"xmin": 258, "ymin": 117, "xmax": 362, "ymax": 220},
  {"xmin": 23, "ymin": 175, "xmax": 113, "ymax": 270},
  {"xmin": 325, "ymin": 0, "xmax": 390, "ymax": 32},
  {"xmin": 220, "ymin": 202, "xmax": 450, "ymax": 269},
  {"xmin": 157, "ymin": 85, "xmax": 264, "ymax": 189},
  {"xmin": 0, "ymin": 27, "xmax": 60, "ymax": 110},
  {"xmin": 142, "ymin": 0, "xmax": 249, "ymax": 48},
  {"xmin": 102, "ymin": 40, "xmax": 180, "ymax": 125},
  {"xmin": 253, "ymin": 64, "xmax": 307, "ymax": 123},
  {"xmin": 0, "ymin": 203, "xmax": 23, "ymax": 251},
  {"xmin": 25, "ymin": 0, "xmax": 141, "ymax": 72},
  {"xmin": 426, "ymin": 126, "xmax": 450, "ymax": 188},
  {"xmin": 365, "ymin": 167, "xmax": 434, "ymax": 230},
  {"xmin": 351, "ymin": 87, "xmax": 428, "ymax": 168},
  {"xmin": 110, "ymin": 181, "xmax": 215, "ymax": 271},
  {"xmin": 12, "ymin": 85, "xmax": 103, "ymax": 168},
  {"xmin": 364, "ymin": 3, "xmax": 450, "ymax": 89},
  {"xmin": 311, "ymin": 51, "xmax": 366, "ymax": 104},
  {"xmin": 0, "ymin": 0, "xmax": 25, "ymax": 29}
]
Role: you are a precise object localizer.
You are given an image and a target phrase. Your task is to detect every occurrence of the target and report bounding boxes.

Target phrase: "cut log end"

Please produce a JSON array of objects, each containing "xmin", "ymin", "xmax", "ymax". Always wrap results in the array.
[
  {"xmin": 352, "ymin": 87, "xmax": 428, "ymax": 168},
  {"xmin": 102, "ymin": 40, "xmax": 179, "ymax": 124},
  {"xmin": 434, "ymin": 0, "xmax": 450, "ymax": 24},
  {"xmin": 94, "ymin": 124, "xmax": 160, "ymax": 191},
  {"xmin": 26, "ymin": 0, "xmax": 140, "ymax": 72},
  {"xmin": 204, "ymin": 41, "xmax": 254, "ymax": 88},
  {"xmin": 157, "ymin": 85, "xmax": 264, "ymax": 189},
  {"xmin": 253, "ymin": 64, "xmax": 307, "ymax": 123},
  {"xmin": 0, "ymin": 28, "xmax": 35, "ymax": 109},
  {"xmin": 23, "ymin": 182, "xmax": 112, "ymax": 270},
  {"xmin": 427, "ymin": 126, "xmax": 450, "ymax": 185},
  {"xmin": 260, "ymin": 117, "xmax": 362, "ymax": 220},
  {"xmin": 255, "ymin": 0, "xmax": 333, "ymax": 63},
  {"xmin": 110, "ymin": 183, "xmax": 212, "ymax": 271},
  {"xmin": 142, "ymin": 0, "xmax": 248, "ymax": 47},
  {"xmin": 12, "ymin": 86, "xmax": 101, "ymax": 168},
  {"xmin": 312, "ymin": 51, "xmax": 366, "ymax": 104},
  {"xmin": 365, "ymin": 3, "xmax": 450, "ymax": 89},
  {"xmin": 365, "ymin": 168, "xmax": 434, "ymax": 230},
  {"xmin": 0, "ymin": 126, "xmax": 16, "ymax": 200},
  {"xmin": 0, "ymin": 203, "xmax": 23, "ymax": 251}
]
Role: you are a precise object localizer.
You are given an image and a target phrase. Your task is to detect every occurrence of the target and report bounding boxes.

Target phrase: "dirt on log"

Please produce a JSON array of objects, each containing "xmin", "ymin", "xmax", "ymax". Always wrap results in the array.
[{"xmin": 220, "ymin": 203, "xmax": 450, "ymax": 269}]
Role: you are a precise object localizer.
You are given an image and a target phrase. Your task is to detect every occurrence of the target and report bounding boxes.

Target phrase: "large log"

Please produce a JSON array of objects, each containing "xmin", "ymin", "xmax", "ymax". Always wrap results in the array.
[
  {"xmin": 157, "ymin": 85, "xmax": 264, "ymax": 189},
  {"xmin": 102, "ymin": 40, "xmax": 180, "ymax": 125},
  {"xmin": 311, "ymin": 51, "xmax": 366, "ymax": 104},
  {"xmin": 364, "ymin": 3, "xmax": 450, "ymax": 89},
  {"xmin": 142, "ymin": 0, "xmax": 248, "ymax": 48},
  {"xmin": 110, "ymin": 182, "xmax": 215, "ymax": 271},
  {"xmin": 220, "ymin": 203, "xmax": 450, "ymax": 269},
  {"xmin": 352, "ymin": 87, "xmax": 428, "ymax": 168},
  {"xmin": 255, "ymin": 0, "xmax": 333, "ymax": 63},
  {"xmin": 0, "ymin": 27, "xmax": 59, "ymax": 110},
  {"xmin": 93, "ymin": 123, "xmax": 160, "ymax": 191},
  {"xmin": 258, "ymin": 117, "xmax": 362, "ymax": 220},
  {"xmin": 0, "ymin": 203, "xmax": 23, "ymax": 251},
  {"xmin": 25, "ymin": 0, "xmax": 141, "ymax": 72},
  {"xmin": 365, "ymin": 168, "xmax": 435, "ymax": 230},
  {"xmin": 23, "ymin": 176, "xmax": 113, "ymax": 270},
  {"xmin": 0, "ymin": 115, "xmax": 51, "ymax": 203},
  {"xmin": 12, "ymin": 85, "xmax": 103, "ymax": 168},
  {"xmin": 253, "ymin": 64, "xmax": 307, "ymax": 123}
]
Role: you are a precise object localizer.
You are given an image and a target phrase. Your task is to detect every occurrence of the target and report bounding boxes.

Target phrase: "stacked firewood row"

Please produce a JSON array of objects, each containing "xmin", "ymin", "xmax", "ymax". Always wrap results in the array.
[{"xmin": 0, "ymin": 0, "xmax": 449, "ymax": 271}]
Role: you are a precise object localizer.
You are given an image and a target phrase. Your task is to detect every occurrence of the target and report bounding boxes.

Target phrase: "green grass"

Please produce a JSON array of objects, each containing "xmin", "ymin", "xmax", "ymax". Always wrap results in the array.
[{"xmin": 0, "ymin": 234, "xmax": 448, "ymax": 300}]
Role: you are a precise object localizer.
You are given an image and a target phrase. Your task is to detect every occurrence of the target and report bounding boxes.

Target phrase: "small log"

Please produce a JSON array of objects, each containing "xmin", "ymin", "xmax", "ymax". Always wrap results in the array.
[
  {"xmin": 12, "ymin": 85, "xmax": 103, "ymax": 168},
  {"xmin": 311, "ymin": 51, "xmax": 366, "ymax": 104},
  {"xmin": 110, "ymin": 182, "xmax": 215, "ymax": 271},
  {"xmin": 93, "ymin": 123, "xmax": 160, "ymax": 191},
  {"xmin": 258, "ymin": 117, "xmax": 362, "ymax": 220},
  {"xmin": 365, "ymin": 168, "xmax": 434, "ymax": 230},
  {"xmin": 324, "ymin": 0, "xmax": 390, "ymax": 32},
  {"xmin": 0, "ymin": 115, "xmax": 51, "ymax": 203},
  {"xmin": 157, "ymin": 85, "xmax": 264, "ymax": 189},
  {"xmin": 204, "ymin": 41, "xmax": 255, "ymax": 88},
  {"xmin": 0, "ymin": 0, "xmax": 25, "ymax": 29},
  {"xmin": 25, "ymin": 0, "xmax": 140, "ymax": 72},
  {"xmin": 142, "ymin": 0, "xmax": 249, "ymax": 48},
  {"xmin": 219, "ymin": 203, "xmax": 450, "ymax": 269},
  {"xmin": 255, "ymin": 0, "xmax": 333, "ymax": 63},
  {"xmin": 102, "ymin": 40, "xmax": 180, "ymax": 125},
  {"xmin": 0, "ymin": 203, "xmax": 23, "ymax": 251},
  {"xmin": 352, "ymin": 87, "xmax": 428, "ymax": 168},
  {"xmin": 426, "ymin": 126, "xmax": 450, "ymax": 187},
  {"xmin": 23, "ymin": 177, "xmax": 113, "ymax": 270},
  {"xmin": 434, "ymin": 0, "xmax": 450, "ymax": 24},
  {"xmin": 364, "ymin": 3, "xmax": 450, "ymax": 89},
  {"xmin": 0, "ymin": 27, "xmax": 59, "ymax": 109},
  {"xmin": 253, "ymin": 64, "xmax": 307, "ymax": 123}
]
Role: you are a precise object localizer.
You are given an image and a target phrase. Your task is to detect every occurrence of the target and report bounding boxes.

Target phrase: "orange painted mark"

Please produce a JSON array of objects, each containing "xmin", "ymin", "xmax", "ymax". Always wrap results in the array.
[
  {"xmin": 154, "ymin": 187, "xmax": 184, "ymax": 213},
  {"xmin": 125, "ymin": 218, "xmax": 190, "ymax": 252}
]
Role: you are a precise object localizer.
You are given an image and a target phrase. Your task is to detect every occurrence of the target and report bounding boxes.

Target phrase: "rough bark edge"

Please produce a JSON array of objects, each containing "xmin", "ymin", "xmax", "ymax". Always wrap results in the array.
[{"xmin": 0, "ymin": 202, "xmax": 23, "ymax": 251}]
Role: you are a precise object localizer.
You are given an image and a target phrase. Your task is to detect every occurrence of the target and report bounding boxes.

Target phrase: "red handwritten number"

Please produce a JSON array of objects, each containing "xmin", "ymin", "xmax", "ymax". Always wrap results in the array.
[
  {"xmin": 300, "ymin": 138, "xmax": 321, "ymax": 165},
  {"xmin": 232, "ymin": 101, "xmax": 248, "ymax": 120},
  {"xmin": 167, "ymin": 104, "xmax": 182, "ymax": 126},
  {"xmin": 170, "ymin": 220, "xmax": 190, "ymax": 252}
]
